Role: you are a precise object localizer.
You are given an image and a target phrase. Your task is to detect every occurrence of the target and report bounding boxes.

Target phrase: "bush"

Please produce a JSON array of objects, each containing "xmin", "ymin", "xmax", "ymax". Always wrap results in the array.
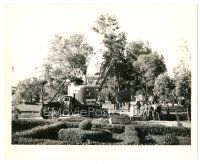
[
  {"xmin": 12, "ymin": 119, "xmax": 49, "ymax": 133},
  {"xmin": 92, "ymin": 123, "xmax": 125, "ymax": 134},
  {"xmin": 157, "ymin": 133, "xmax": 179, "ymax": 145},
  {"xmin": 13, "ymin": 122, "xmax": 79, "ymax": 140},
  {"xmin": 79, "ymin": 119, "xmax": 92, "ymax": 130},
  {"xmin": 124, "ymin": 125, "xmax": 139, "ymax": 145},
  {"xmin": 92, "ymin": 118, "xmax": 109, "ymax": 124},
  {"xmin": 110, "ymin": 114, "xmax": 131, "ymax": 125},
  {"xmin": 12, "ymin": 137, "xmax": 65, "ymax": 145},
  {"xmin": 58, "ymin": 128, "xmax": 113, "ymax": 144},
  {"xmin": 134, "ymin": 124, "xmax": 190, "ymax": 137}
]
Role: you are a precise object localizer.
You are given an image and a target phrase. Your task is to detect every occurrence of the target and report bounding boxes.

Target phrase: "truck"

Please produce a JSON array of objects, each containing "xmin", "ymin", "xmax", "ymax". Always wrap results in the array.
[
  {"xmin": 40, "ymin": 84, "xmax": 107, "ymax": 119},
  {"xmin": 40, "ymin": 58, "xmax": 115, "ymax": 119}
]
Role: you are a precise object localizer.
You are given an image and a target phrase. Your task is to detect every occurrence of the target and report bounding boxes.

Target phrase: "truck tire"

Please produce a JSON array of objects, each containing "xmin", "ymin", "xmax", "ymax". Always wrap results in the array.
[{"xmin": 40, "ymin": 107, "xmax": 51, "ymax": 119}]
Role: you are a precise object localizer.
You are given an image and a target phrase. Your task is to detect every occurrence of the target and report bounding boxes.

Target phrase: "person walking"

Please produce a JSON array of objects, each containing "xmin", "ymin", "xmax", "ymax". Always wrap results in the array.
[
  {"xmin": 147, "ymin": 102, "xmax": 153, "ymax": 120},
  {"xmin": 152, "ymin": 102, "xmax": 158, "ymax": 120},
  {"xmin": 129, "ymin": 100, "xmax": 135, "ymax": 121}
]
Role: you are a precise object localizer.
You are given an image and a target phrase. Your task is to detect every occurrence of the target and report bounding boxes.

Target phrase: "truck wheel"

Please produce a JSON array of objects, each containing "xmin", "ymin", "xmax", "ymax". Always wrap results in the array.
[{"xmin": 40, "ymin": 107, "xmax": 51, "ymax": 119}]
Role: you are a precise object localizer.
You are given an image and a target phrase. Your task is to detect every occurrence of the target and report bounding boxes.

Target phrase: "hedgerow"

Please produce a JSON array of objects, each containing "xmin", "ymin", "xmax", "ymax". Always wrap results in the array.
[
  {"xmin": 13, "ymin": 122, "xmax": 79, "ymax": 141},
  {"xmin": 123, "ymin": 125, "xmax": 139, "ymax": 145},
  {"xmin": 92, "ymin": 123, "xmax": 125, "ymax": 134},
  {"xmin": 58, "ymin": 128, "xmax": 113, "ymax": 144},
  {"xmin": 134, "ymin": 124, "xmax": 190, "ymax": 137},
  {"xmin": 79, "ymin": 119, "xmax": 92, "ymax": 130}
]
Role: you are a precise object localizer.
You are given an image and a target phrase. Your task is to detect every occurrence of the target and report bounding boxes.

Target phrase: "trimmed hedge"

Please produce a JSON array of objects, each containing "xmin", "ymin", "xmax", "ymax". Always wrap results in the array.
[
  {"xmin": 91, "ymin": 118, "xmax": 109, "ymax": 124},
  {"xmin": 124, "ymin": 125, "xmax": 139, "ymax": 145},
  {"xmin": 92, "ymin": 123, "xmax": 125, "ymax": 134},
  {"xmin": 12, "ymin": 137, "xmax": 68, "ymax": 145},
  {"xmin": 79, "ymin": 119, "xmax": 92, "ymax": 130},
  {"xmin": 110, "ymin": 114, "xmax": 131, "ymax": 124},
  {"xmin": 58, "ymin": 128, "xmax": 113, "ymax": 144},
  {"xmin": 157, "ymin": 133, "xmax": 179, "ymax": 145},
  {"xmin": 12, "ymin": 119, "xmax": 50, "ymax": 133},
  {"xmin": 134, "ymin": 124, "xmax": 191, "ymax": 137},
  {"xmin": 12, "ymin": 117, "xmax": 85, "ymax": 133},
  {"xmin": 13, "ymin": 122, "xmax": 79, "ymax": 141}
]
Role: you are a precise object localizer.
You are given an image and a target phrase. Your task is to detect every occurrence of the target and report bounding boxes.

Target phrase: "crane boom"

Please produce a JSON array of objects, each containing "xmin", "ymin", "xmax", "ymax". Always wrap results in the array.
[{"xmin": 96, "ymin": 58, "xmax": 114, "ymax": 92}]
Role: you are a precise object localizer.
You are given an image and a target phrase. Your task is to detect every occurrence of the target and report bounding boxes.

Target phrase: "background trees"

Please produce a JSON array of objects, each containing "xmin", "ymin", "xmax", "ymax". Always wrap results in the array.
[{"xmin": 13, "ymin": 77, "xmax": 45, "ymax": 104}]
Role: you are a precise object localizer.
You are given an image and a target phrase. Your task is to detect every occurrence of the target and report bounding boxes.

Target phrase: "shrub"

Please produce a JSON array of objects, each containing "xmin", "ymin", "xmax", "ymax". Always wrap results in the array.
[
  {"xmin": 110, "ymin": 114, "xmax": 131, "ymax": 125},
  {"xmin": 92, "ymin": 123, "xmax": 125, "ymax": 134},
  {"xmin": 12, "ymin": 136, "xmax": 65, "ymax": 145},
  {"xmin": 13, "ymin": 122, "xmax": 79, "ymax": 140},
  {"xmin": 92, "ymin": 118, "xmax": 109, "ymax": 124},
  {"xmin": 143, "ymin": 135, "xmax": 156, "ymax": 145},
  {"xmin": 134, "ymin": 124, "xmax": 190, "ymax": 137},
  {"xmin": 58, "ymin": 128, "xmax": 113, "ymax": 144},
  {"xmin": 157, "ymin": 133, "xmax": 179, "ymax": 145},
  {"xmin": 12, "ymin": 119, "xmax": 49, "ymax": 133},
  {"xmin": 79, "ymin": 119, "xmax": 92, "ymax": 130},
  {"xmin": 124, "ymin": 125, "xmax": 139, "ymax": 145}
]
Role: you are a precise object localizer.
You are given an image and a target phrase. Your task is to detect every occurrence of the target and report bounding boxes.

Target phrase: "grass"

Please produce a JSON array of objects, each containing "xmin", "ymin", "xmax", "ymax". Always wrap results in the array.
[{"xmin": 13, "ymin": 104, "xmax": 42, "ymax": 112}]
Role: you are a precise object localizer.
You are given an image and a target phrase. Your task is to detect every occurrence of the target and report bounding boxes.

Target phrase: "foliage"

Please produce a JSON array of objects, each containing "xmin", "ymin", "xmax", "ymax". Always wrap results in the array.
[
  {"xmin": 92, "ymin": 14, "xmax": 128, "ymax": 94},
  {"xmin": 110, "ymin": 114, "xmax": 131, "ymax": 124},
  {"xmin": 13, "ymin": 122, "xmax": 79, "ymax": 140},
  {"xmin": 58, "ymin": 128, "xmax": 113, "ymax": 144},
  {"xmin": 124, "ymin": 125, "xmax": 139, "ymax": 145},
  {"xmin": 12, "ymin": 137, "xmax": 66, "ymax": 145},
  {"xmin": 132, "ymin": 52, "xmax": 167, "ymax": 99},
  {"xmin": 154, "ymin": 72, "xmax": 176, "ymax": 102},
  {"xmin": 126, "ymin": 40, "xmax": 152, "ymax": 62},
  {"xmin": 12, "ymin": 119, "xmax": 48, "ymax": 133},
  {"xmin": 134, "ymin": 124, "xmax": 191, "ymax": 137},
  {"xmin": 13, "ymin": 77, "xmax": 45, "ymax": 104},
  {"xmin": 92, "ymin": 123, "xmax": 125, "ymax": 134},
  {"xmin": 42, "ymin": 34, "xmax": 93, "ymax": 100},
  {"xmin": 79, "ymin": 119, "xmax": 92, "ymax": 130},
  {"xmin": 157, "ymin": 133, "xmax": 179, "ymax": 145}
]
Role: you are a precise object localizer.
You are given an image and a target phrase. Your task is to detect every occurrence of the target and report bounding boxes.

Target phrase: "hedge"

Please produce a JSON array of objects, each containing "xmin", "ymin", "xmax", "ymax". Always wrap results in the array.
[
  {"xmin": 12, "ymin": 119, "xmax": 50, "ymax": 133},
  {"xmin": 12, "ymin": 117, "xmax": 84, "ymax": 133},
  {"xmin": 134, "ymin": 124, "xmax": 191, "ymax": 137},
  {"xmin": 123, "ymin": 125, "xmax": 139, "ymax": 145},
  {"xmin": 110, "ymin": 114, "xmax": 131, "ymax": 125},
  {"xmin": 157, "ymin": 133, "xmax": 179, "ymax": 145},
  {"xmin": 13, "ymin": 122, "xmax": 79, "ymax": 141},
  {"xmin": 58, "ymin": 128, "xmax": 113, "ymax": 144},
  {"xmin": 92, "ymin": 123, "xmax": 125, "ymax": 134},
  {"xmin": 79, "ymin": 119, "xmax": 92, "ymax": 130},
  {"xmin": 91, "ymin": 118, "xmax": 109, "ymax": 124}
]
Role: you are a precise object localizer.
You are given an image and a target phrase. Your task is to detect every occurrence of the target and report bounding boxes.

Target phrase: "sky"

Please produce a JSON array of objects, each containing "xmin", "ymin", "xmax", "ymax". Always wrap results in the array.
[{"xmin": 6, "ymin": 2, "xmax": 196, "ymax": 86}]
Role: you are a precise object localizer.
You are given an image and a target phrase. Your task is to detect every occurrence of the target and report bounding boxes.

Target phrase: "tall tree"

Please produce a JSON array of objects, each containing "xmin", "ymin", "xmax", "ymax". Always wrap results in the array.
[
  {"xmin": 92, "ymin": 14, "xmax": 127, "ymax": 94},
  {"xmin": 43, "ymin": 34, "xmax": 93, "ymax": 101},
  {"xmin": 154, "ymin": 72, "xmax": 175, "ymax": 102},
  {"xmin": 133, "ymin": 52, "xmax": 167, "ymax": 101},
  {"xmin": 173, "ymin": 40, "xmax": 191, "ymax": 121}
]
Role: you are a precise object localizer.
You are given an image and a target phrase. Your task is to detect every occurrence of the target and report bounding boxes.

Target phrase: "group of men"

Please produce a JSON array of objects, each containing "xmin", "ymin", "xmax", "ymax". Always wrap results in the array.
[{"xmin": 129, "ymin": 100, "xmax": 169, "ymax": 121}]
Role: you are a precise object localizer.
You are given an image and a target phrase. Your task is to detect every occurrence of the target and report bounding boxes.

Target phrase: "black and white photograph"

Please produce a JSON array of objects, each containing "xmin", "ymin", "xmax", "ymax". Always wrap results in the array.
[{"xmin": 4, "ymin": 0, "xmax": 198, "ymax": 160}]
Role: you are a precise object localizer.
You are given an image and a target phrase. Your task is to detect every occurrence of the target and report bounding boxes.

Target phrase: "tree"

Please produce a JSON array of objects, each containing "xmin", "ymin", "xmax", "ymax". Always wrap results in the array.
[
  {"xmin": 126, "ymin": 40, "xmax": 152, "ymax": 62},
  {"xmin": 133, "ymin": 52, "xmax": 167, "ymax": 101},
  {"xmin": 175, "ymin": 71, "xmax": 191, "ymax": 121},
  {"xmin": 42, "ymin": 34, "xmax": 93, "ymax": 101},
  {"xmin": 92, "ymin": 14, "xmax": 128, "ymax": 95},
  {"xmin": 13, "ymin": 77, "xmax": 45, "ymax": 104},
  {"xmin": 154, "ymin": 72, "xmax": 175, "ymax": 103},
  {"xmin": 173, "ymin": 40, "xmax": 191, "ymax": 121},
  {"xmin": 47, "ymin": 34, "xmax": 93, "ymax": 79}
]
